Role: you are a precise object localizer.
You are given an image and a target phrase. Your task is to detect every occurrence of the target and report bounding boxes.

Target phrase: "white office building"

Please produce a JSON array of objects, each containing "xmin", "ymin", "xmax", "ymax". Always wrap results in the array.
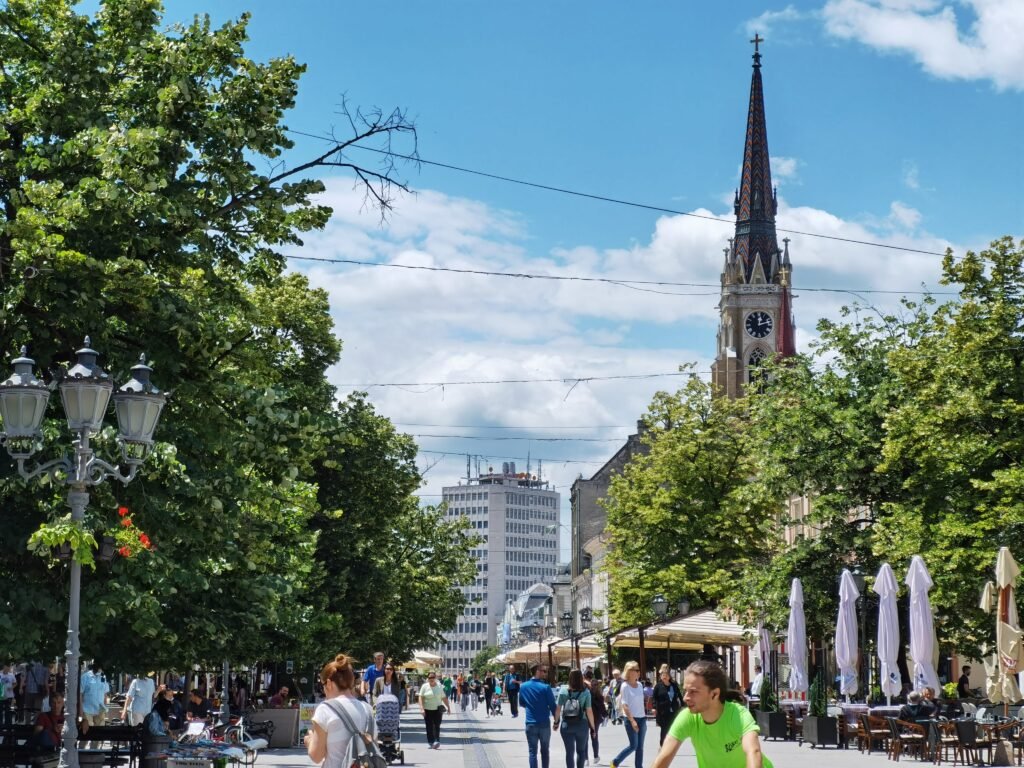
[{"xmin": 436, "ymin": 462, "xmax": 560, "ymax": 673}]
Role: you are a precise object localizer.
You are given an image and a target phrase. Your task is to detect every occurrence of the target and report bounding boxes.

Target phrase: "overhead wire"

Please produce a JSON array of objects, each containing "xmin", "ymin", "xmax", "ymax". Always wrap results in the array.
[{"xmin": 284, "ymin": 127, "xmax": 950, "ymax": 259}]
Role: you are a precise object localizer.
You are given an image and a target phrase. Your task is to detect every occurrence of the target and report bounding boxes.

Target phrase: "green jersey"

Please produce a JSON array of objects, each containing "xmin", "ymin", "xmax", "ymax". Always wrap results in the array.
[{"xmin": 668, "ymin": 701, "xmax": 774, "ymax": 768}]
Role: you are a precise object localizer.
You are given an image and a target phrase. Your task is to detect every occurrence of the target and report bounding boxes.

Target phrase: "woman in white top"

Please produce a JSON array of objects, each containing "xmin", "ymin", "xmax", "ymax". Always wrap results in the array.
[
  {"xmin": 610, "ymin": 661, "xmax": 648, "ymax": 768},
  {"xmin": 305, "ymin": 653, "xmax": 377, "ymax": 768}
]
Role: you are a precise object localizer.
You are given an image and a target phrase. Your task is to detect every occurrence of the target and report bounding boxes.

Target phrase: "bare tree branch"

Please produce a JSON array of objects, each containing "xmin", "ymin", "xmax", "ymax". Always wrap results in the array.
[{"xmin": 213, "ymin": 94, "xmax": 418, "ymax": 223}]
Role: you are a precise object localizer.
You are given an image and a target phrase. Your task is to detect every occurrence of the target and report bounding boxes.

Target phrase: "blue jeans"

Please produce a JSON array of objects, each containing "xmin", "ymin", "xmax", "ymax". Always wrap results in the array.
[
  {"xmin": 526, "ymin": 722, "xmax": 552, "ymax": 768},
  {"xmin": 560, "ymin": 719, "xmax": 589, "ymax": 768},
  {"xmin": 612, "ymin": 717, "xmax": 647, "ymax": 768}
]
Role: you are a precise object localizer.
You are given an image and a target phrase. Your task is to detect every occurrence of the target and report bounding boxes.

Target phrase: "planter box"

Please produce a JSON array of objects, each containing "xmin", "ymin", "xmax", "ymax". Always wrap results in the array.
[
  {"xmin": 803, "ymin": 715, "xmax": 839, "ymax": 748},
  {"xmin": 755, "ymin": 710, "xmax": 789, "ymax": 741}
]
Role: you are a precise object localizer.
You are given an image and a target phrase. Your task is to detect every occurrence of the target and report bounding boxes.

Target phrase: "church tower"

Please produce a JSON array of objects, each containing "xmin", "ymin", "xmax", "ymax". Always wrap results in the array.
[{"xmin": 711, "ymin": 36, "xmax": 797, "ymax": 398}]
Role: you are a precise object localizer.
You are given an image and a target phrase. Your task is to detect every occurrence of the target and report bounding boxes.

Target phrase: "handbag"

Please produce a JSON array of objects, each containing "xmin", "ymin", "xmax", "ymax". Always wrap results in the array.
[{"xmin": 325, "ymin": 699, "xmax": 388, "ymax": 768}]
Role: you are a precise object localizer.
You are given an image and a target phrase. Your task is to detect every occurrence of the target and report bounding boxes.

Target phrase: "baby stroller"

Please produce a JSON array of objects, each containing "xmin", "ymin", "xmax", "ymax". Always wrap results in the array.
[
  {"xmin": 489, "ymin": 688, "xmax": 503, "ymax": 716},
  {"xmin": 375, "ymin": 693, "xmax": 403, "ymax": 764}
]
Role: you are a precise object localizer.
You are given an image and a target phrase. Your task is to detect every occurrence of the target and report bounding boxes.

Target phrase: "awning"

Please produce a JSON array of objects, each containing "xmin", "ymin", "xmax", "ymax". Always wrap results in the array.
[{"xmin": 612, "ymin": 608, "xmax": 754, "ymax": 648}]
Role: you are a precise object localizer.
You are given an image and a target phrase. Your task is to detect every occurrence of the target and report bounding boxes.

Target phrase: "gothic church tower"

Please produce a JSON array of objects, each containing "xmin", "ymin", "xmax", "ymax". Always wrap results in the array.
[{"xmin": 711, "ymin": 38, "xmax": 797, "ymax": 397}]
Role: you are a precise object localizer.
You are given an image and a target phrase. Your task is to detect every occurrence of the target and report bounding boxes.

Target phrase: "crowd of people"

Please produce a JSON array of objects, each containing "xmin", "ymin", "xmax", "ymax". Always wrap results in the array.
[{"xmin": 304, "ymin": 654, "xmax": 773, "ymax": 768}]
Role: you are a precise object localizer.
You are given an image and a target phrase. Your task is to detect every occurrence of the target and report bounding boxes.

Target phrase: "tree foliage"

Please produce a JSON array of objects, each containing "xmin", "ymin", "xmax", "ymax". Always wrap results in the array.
[
  {"xmin": 602, "ymin": 376, "xmax": 779, "ymax": 627},
  {"xmin": 606, "ymin": 238, "xmax": 1024, "ymax": 659},
  {"xmin": 0, "ymin": 0, "xmax": 472, "ymax": 670}
]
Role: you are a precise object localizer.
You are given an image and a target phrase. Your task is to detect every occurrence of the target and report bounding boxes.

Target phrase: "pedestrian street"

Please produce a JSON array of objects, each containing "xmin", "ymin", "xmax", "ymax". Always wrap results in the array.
[{"xmin": 257, "ymin": 706, "xmax": 897, "ymax": 768}]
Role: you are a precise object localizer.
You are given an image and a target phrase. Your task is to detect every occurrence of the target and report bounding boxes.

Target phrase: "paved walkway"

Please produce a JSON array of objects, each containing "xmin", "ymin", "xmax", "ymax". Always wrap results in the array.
[{"xmin": 258, "ymin": 704, "xmax": 900, "ymax": 768}]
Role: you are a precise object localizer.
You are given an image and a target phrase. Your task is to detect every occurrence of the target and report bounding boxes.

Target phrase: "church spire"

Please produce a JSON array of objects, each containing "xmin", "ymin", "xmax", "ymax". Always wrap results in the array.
[{"xmin": 733, "ymin": 33, "xmax": 779, "ymax": 285}]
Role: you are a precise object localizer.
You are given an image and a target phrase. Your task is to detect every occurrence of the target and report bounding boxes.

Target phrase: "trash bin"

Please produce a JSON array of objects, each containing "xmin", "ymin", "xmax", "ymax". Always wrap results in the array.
[{"xmin": 141, "ymin": 732, "xmax": 172, "ymax": 768}]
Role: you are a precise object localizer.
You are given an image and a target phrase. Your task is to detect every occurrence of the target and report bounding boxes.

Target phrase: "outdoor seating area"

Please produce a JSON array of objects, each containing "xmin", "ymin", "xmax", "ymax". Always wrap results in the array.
[{"xmin": 763, "ymin": 701, "xmax": 1024, "ymax": 765}]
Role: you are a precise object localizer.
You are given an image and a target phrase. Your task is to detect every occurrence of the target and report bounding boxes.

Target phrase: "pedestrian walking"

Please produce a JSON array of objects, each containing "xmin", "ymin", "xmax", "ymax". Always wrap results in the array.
[
  {"xmin": 484, "ymin": 673, "xmax": 496, "ymax": 716},
  {"xmin": 504, "ymin": 665, "xmax": 521, "ymax": 718},
  {"xmin": 459, "ymin": 675, "xmax": 471, "ymax": 711},
  {"xmin": 652, "ymin": 665, "xmax": 681, "ymax": 746},
  {"xmin": 418, "ymin": 671, "xmax": 450, "ymax": 749},
  {"xmin": 649, "ymin": 660, "xmax": 773, "ymax": 768},
  {"xmin": 305, "ymin": 653, "xmax": 377, "ymax": 768},
  {"xmin": 605, "ymin": 669, "xmax": 622, "ymax": 724},
  {"xmin": 122, "ymin": 672, "xmax": 156, "ymax": 727},
  {"xmin": 518, "ymin": 664, "xmax": 556, "ymax": 768},
  {"xmin": 372, "ymin": 664, "xmax": 401, "ymax": 705},
  {"xmin": 471, "ymin": 676, "xmax": 482, "ymax": 711},
  {"xmin": 0, "ymin": 663, "xmax": 16, "ymax": 726},
  {"xmin": 609, "ymin": 661, "xmax": 646, "ymax": 768},
  {"xmin": 554, "ymin": 670, "xmax": 595, "ymax": 768},
  {"xmin": 584, "ymin": 669, "xmax": 607, "ymax": 763}
]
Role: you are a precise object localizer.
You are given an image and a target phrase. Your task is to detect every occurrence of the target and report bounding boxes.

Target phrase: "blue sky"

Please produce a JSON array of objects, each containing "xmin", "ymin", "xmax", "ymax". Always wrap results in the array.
[{"xmin": 155, "ymin": 1, "xmax": 1023, "ymax": 551}]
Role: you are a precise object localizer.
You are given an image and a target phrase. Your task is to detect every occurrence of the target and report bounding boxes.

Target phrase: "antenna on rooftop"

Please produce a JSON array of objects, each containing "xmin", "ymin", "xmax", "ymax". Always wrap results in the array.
[{"xmin": 466, "ymin": 453, "xmax": 471, "ymax": 482}]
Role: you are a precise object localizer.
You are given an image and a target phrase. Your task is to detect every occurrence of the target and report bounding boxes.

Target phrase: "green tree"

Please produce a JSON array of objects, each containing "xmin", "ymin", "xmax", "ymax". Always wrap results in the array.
[
  {"xmin": 880, "ymin": 237, "xmax": 1024, "ymax": 654},
  {"xmin": 471, "ymin": 645, "xmax": 502, "ymax": 676},
  {"xmin": 305, "ymin": 394, "xmax": 480, "ymax": 664},
  {"xmin": 602, "ymin": 376, "xmax": 779, "ymax": 627},
  {"xmin": 726, "ymin": 304, "xmax": 927, "ymax": 638},
  {"xmin": 0, "ymin": 0, "xmax": 417, "ymax": 667}
]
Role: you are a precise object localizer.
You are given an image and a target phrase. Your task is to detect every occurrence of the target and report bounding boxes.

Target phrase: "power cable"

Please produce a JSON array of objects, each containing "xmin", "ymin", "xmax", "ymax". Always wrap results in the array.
[
  {"xmin": 288, "ymin": 253, "xmax": 956, "ymax": 297},
  {"xmin": 410, "ymin": 433, "xmax": 628, "ymax": 443},
  {"xmin": 339, "ymin": 370, "xmax": 700, "ymax": 389},
  {"xmin": 285, "ymin": 127, "xmax": 949, "ymax": 258}
]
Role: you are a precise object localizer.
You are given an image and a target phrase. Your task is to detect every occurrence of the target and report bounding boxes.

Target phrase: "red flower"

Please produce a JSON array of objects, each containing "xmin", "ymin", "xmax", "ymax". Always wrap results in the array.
[
  {"xmin": 121, "ymin": 517, "xmax": 132, "ymax": 527},
  {"xmin": 139, "ymin": 533, "xmax": 151, "ymax": 549},
  {"xmin": 118, "ymin": 546, "xmax": 132, "ymax": 557},
  {"xmin": 118, "ymin": 506, "xmax": 129, "ymax": 517}
]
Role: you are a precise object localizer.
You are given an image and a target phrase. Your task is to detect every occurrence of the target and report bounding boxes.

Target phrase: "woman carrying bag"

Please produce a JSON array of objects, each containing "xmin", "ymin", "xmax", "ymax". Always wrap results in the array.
[
  {"xmin": 652, "ymin": 665, "xmax": 682, "ymax": 746},
  {"xmin": 305, "ymin": 654, "xmax": 377, "ymax": 768}
]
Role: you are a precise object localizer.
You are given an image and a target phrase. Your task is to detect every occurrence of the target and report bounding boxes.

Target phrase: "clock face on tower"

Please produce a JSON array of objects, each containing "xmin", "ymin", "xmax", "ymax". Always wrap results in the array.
[{"xmin": 745, "ymin": 311, "xmax": 773, "ymax": 339}]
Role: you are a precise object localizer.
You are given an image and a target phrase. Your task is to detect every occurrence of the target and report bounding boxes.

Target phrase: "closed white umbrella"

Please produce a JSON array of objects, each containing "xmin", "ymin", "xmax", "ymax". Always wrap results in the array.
[
  {"xmin": 905, "ymin": 555, "xmax": 941, "ymax": 694},
  {"xmin": 836, "ymin": 568, "xmax": 860, "ymax": 700},
  {"xmin": 787, "ymin": 578, "xmax": 808, "ymax": 694},
  {"xmin": 873, "ymin": 563, "xmax": 902, "ymax": 704},
  {"xmin": 989, "ymin": 547, "xmax": 1024, "ymax": 707}
]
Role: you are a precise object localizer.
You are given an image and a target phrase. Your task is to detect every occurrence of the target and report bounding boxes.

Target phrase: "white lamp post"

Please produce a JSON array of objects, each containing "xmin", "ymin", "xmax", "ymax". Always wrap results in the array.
[{"xmin": 0, "ymin": 339, "xmax": 165, "ymax": 768}]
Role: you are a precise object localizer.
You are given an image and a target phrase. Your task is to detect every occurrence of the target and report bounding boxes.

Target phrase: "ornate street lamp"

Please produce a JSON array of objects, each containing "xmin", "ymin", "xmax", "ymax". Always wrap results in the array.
[
  {"xmin": 560, "ymin": 610, "xmax": 573, "ymax": 638},
  {"xmin": 652, "ymin": 593, "xmax": 669, "ymax": 619},
  {"xmin": 0, "ymin": 339, "xmax": 165, "ymax": 768},
  {"xmin": 677, "ymin": 598, "xmax": 691, "ymax": 616}
]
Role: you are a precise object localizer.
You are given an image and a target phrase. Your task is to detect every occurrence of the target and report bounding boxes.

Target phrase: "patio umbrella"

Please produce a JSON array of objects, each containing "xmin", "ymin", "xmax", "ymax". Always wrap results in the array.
[
  {"xmin": 873, "ymin": 563, "xmax": 902, "ymax": 704},
  {"xmin": 786, "ymin": 578, "xmax": 808, "ymax": 695},
  {"xmin": 985, "ymin": 547, "xmax": 1024, "ymax": 707},
  {"xmin": 835, "ymin": 568, "xmax": 860, "ymax": 700},
  {"xmin": 905, "ymin": 555, "xmax": 941, "ymax": 694}
]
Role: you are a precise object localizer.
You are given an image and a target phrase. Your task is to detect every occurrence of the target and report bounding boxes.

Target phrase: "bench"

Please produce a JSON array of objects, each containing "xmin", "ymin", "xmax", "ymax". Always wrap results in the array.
[
  {"xmin": 0, "ymin": 725, "xmax": 59, "ymax": 768},
  {"xmin": 78, "ymin": 725, "xmax": 142, "ymax": 768}
]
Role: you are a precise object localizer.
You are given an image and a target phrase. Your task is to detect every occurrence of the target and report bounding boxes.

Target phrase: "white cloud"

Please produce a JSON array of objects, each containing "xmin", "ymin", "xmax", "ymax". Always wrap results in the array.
[
  {"xmin": 771, "ymin": 155, "xmax": 801, "ymax": 184},
  {"xmin": 745, "ymin": 5, "xmax": 811, "ymax": 37},
  {"xmin": 287, "ymin": 178, "xmax": 965, "ymax": 520},
  {"xmin": 823, "ymin": 0, "xmax": 1024, "ymax": 90}
]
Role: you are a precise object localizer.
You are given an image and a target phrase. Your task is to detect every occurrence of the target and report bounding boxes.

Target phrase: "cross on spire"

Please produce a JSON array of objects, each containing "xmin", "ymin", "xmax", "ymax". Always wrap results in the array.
[{"xmin": 750, "ymin": 33, "xmax": 763, "ymax": 66}]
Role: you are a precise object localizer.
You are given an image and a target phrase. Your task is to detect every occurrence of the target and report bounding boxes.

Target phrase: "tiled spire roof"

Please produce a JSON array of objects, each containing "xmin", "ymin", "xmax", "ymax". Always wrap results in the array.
[{"xmin": 733, "ymin": 35, "xmax": 780, "ymax": 284}]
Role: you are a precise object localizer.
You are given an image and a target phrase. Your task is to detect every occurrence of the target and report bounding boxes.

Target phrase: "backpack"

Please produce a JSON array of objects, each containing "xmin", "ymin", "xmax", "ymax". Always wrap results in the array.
[
  {"xmin": 562, "ymin": 691, "xmax": 583, "ymax": 721},
  {"xmin": 326, "ymin": 699, "xmax": 388, "ymax": 768}
]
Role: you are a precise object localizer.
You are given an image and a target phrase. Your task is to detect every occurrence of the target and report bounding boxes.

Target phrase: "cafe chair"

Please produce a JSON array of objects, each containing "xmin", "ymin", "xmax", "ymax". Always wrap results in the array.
[
  {"xmin": 860, "ymin": 713, "xmax": 891, "ymax": 755},
  {"xmin": 955, "ymin": 719, "xmax": 993, "ymax": 765},
  {"xmin": 885, "ymin": 717, "xmax": 926, "ymax": 761}
]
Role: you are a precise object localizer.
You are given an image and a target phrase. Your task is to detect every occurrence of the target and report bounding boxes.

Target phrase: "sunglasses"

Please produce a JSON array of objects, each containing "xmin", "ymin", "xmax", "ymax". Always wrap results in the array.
[{"xmin": 385, "ymin": 667, "xmax": 394, "ymax": 671}]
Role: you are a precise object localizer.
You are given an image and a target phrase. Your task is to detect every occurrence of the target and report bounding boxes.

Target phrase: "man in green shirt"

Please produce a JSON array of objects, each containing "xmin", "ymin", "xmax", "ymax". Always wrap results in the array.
[{"xmin": 650, "ymin": 661, "xmax": 772, "ymax": 768}]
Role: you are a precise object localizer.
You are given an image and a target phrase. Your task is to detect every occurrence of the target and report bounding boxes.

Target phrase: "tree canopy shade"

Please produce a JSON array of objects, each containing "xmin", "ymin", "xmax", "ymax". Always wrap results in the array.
[{"xmin": 0, "ymin": 0, "xmax": 473, "ymax": 670}]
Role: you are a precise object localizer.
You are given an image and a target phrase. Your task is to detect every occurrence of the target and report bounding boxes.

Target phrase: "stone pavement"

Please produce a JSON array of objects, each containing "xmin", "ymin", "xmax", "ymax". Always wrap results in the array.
[{"xmin": 255, "ymin": 702, "xmax": 902, "ymax": 768}]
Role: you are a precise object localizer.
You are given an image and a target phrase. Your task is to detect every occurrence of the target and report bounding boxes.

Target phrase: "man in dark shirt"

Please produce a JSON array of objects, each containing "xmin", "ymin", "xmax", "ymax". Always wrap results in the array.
[
  {"xmin": 187, "ymin": 691, "xmax": 213, "ymax": 721},
  {"xmin": 898, "ymin": 691, "xmax": 931, "ymax": 721},
  {"xmin": 957, "ymin": 666, "xmax": 973, "ymax": 698},
  {"xmin": 268, "ymin": 686, "xmax": 289, "ymax": 708}
]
